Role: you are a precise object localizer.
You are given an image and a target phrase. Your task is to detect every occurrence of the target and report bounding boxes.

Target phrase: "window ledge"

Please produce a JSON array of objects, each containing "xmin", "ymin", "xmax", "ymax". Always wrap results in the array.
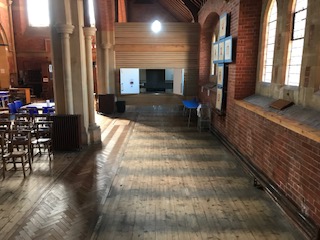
[
  {"xmin": 235, "ymin": 95, "xmax": 320, "ymax": 143},
  {"xmin": 281, "ymin": 85, "xmax": 299, "ymax": 91}
]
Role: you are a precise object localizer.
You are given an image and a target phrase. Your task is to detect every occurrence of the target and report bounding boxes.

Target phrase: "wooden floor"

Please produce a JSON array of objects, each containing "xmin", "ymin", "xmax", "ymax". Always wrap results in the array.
[{"xmin": 0, "ymin": 106, "xmax": 307, "ymax": 240}]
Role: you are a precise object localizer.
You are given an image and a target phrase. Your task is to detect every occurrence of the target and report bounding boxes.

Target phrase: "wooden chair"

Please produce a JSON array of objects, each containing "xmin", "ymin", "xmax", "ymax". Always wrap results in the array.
[
  {"xmin": 0, "ymin": 113, "xmax": 11, "ymax": 120},
  {"xmin": 0, "ymin": 120, "xmax": 12, "ymax": 131},
  {"xmin": 31, "ymin": 121, "xmax": 53, "ymax": 161},
  {"xmin": 2, "ymin": 130, "xmax": 32, "ymax": 178},
  {"xmin": 32, "ymin": 113, "xmax": 49, "ymax": 123},
  {"xmin": 0, "ymin": 131, "xmax": 11, "ymax": 179},
  {"xmin": 12, "ymin": 120, "xmax": 33, "ymax": 131},
  {"xmin": 15, "ymin": 113, "xmax": 31, "ymax": 122}
]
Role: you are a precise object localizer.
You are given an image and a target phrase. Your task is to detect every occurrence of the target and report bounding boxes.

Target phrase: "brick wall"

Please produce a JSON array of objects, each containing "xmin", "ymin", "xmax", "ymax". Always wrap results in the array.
[
  {"xmin": 199, "ymin": 0, "xmax": 320, "ymax": 230},
  {"xmin": 0, "ymin": 0, "xmax": 10, "ymax": 45},
  {"xmin": 235, "ymin": 0, "xmax": 262, "ymax": 99},
  {"xmin": 12, "ymin": 0, "xmax": 51, "ymax": 72},
  {"xmin": 95, "ymin": 0, "xmax": 115, "ymax": 31},
  {"xmin": 225, "ymin": 104, "xmax": 320, "ymax": 227},
  {"xmin": 0, "ymin": 0, "xmax": 15, "ymax": 75}
]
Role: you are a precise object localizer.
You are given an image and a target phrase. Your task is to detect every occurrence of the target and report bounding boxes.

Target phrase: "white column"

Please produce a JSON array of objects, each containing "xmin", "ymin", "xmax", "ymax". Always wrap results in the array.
[
  {"xmin": 55, "ymin": 24, "xmax": 75, "ymax": 114},
  {"xmin": 83, "ymin": 27, "xmax": 101, "ymax": 143}
]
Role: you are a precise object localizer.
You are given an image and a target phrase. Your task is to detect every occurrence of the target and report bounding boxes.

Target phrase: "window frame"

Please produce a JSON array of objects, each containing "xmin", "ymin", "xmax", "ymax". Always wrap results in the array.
[
  {"xmin": 261, "ymin": 0, "xmax": 277, "ymax": 84},
  {"xmin": 285, "ymin": 0, "xmax": 308, "ymax": 86},
  {"xmin": 291, "ymin": 7, "xmax": 307, "ymax": 41}
]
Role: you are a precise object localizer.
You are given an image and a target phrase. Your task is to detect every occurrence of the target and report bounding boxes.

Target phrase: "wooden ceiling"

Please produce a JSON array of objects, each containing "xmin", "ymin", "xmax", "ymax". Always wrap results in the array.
[{"xmin": 133, "ymin": 0, "xmax": 208, "ymax": 22}]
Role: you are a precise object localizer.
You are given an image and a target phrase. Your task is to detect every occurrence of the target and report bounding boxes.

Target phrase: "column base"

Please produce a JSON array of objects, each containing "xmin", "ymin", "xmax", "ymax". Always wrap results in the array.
[{"xmin": 88, "ymin": 124, "xmax": 101, "ymax": 144}]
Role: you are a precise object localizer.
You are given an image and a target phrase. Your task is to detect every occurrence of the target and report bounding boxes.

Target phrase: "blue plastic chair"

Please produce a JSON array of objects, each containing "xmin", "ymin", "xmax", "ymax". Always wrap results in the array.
[
  {"xmin": 8, "ymin": 102, "xmax": 17, "ymax": 114},
  {"xmin": 27, "ymin": 106, "xmax": 39, "ymax": 116},
  {"xmin": 42, "ymin": 106, "xmax": 55, "ymax": 115},
  {"xmin": 14, "ymin": 100, "xmax": 23, "ymax": 111}
]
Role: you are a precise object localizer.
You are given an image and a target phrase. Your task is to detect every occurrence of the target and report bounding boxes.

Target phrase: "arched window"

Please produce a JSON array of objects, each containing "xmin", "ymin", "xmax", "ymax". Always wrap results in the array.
[
  {"xmin": 285, "ymin": 0, "xmax": 308, "ymax": 86},
  {"xmin": 27, "ymin": 0, "xmax": 50, "ymax": 27},
  {"xmin": 211, "ymin": 34, "xmax": 217, "ymax": 75},
  {"xmin": 262, "ymin": 0, "xmax": 277, "ymax": 83}
]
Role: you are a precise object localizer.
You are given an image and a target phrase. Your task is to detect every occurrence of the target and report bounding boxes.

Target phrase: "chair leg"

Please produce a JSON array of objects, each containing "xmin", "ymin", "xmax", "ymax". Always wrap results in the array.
[
  {"xmin": 13, "ymin": 159, "xmax": 16, "ymax": 170},
  {"xmin": 28, "ymin": 157, "xmax": 33, "ymax": 173},
  {"xmin": 38, "ymin": 142, "xmax": 42, "ymax": 155},
  {"xmin": 31, "ymin": 145, "xmax": 34, "ymax": 162},
  {"xmin": 47, "ymin": 143, "xmax": 52, "ymax": 161},
  {"xmin": 21, "ymin": 157, "xmax": 26, "ymax": 178},
  {"xmin": 188, "ymin": 109, "xmax": 191, "ymax": 127},
  {"xmin": 2, "ymin": 159, "xmax": 5, "ymax": 179}
]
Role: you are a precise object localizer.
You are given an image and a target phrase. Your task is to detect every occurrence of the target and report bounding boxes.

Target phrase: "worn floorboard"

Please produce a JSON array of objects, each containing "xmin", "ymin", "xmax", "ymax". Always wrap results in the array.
[{"xmin": 0, "ymin": 107, "xmax": 307, "ymax": 240}]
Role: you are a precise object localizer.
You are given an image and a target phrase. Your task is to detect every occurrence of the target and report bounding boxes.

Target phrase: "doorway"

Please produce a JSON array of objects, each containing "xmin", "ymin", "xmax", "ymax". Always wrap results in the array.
[
  {"xmin": 145, "ymin": 69, "xmax": 166, "ymax": 92},
  {"xmin": 119, "ymin": 68, "xmax": 183, "ymax": 95},
  {"xmin": 26, "ymin": 70, "xmax": 42, "ymax": 98}
]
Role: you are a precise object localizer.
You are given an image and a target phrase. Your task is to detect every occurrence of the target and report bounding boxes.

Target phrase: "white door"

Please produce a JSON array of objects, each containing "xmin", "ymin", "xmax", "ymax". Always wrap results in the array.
[
  {"xmin": 120, "ymin": 68, "xmax": 140, "ymax": 94},
  {"xmin": 173, "ymin": 68, "xmax": 184, "ymax": 95}
]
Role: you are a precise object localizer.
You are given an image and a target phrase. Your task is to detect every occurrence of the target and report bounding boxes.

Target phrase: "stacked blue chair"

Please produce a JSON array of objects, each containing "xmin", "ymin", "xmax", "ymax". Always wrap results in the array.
[
  {"xmin": 42, "ymin": 106, "xmax": 55, "ymax": 115},
  {"xmin": 8, "ymin": 102, "xmax": 17, "ymax": 114},
  {"xmin": 27, "ymin": 106, "xmax": 39, "ymax": 116},
  {"xmin": 14, "ymin": 100, "xmax": 23, "ymax": 112}
]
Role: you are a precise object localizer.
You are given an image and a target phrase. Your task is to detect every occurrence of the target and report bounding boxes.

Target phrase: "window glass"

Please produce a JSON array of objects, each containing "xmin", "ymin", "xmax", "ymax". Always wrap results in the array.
[
  {"xmin": 262, "ymin": 0, "xmax": 277, "ymax": 83},
  {"xmin": 88, "ymin": 0, "xmax": 95, "ymax": 26},
  {"xmin": 285, "ymin": 0, "xmax": 308, "ymax": 86},
  {"xmin": 211, "ymin": 34, "xmax": 216, "ymax": 75},
  {"xmin": 27, "ymin": 0, "xmax": 50, "ymax": 27}
]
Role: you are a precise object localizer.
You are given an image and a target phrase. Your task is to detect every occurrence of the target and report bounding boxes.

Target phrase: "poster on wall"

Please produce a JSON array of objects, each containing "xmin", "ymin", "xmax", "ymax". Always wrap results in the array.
[
  {"xmin": 224, "ymin": 36, "xmax": 233, "ymax": 63},
  {"xmin": 217, "ymin": 64, "xmax": 224, "ymax": 86},
  {"xmin": 219, "ymin": 13, "xmax": 229, "ymax": 39},
  {"xmin": 218, "ymin": 40, "xmax": 225, "ymax": 62},
  {"xmin": 215, "ymin": 87, "xmax": 223, "ymax": 111}
]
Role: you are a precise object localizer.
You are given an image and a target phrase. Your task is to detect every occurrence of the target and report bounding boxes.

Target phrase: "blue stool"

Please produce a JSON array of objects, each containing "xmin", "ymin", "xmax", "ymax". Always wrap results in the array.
[{"xmin": 182, "ymin": 98, "xmax": 199, "ymax": 127}]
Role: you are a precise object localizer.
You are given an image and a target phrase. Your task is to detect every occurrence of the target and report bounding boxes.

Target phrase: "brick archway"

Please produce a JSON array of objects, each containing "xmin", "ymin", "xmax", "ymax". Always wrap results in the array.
[
  {"xmin": 198, "ymin": 12, "xmax": 219, "ymax": 102},
  {"xmin": 0, "ymin": 24, "xmax": 8, "ymax": 45}
]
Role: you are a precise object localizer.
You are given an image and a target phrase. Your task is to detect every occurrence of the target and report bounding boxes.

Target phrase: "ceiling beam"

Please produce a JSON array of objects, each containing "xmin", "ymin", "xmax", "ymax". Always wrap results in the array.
[{"xmin": 181, "ymin": 0, "xmax": 199, "ymax": 22}]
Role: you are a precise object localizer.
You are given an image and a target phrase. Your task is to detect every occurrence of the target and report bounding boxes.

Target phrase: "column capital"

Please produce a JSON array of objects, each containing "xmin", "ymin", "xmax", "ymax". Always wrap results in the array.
[
  {"xmin": 55, "ymin": 24, "xmax": 75, "ymax": 34},
  {"xmin": 83, "ymin": 27, "xmax": 97, "ymax": 37}
]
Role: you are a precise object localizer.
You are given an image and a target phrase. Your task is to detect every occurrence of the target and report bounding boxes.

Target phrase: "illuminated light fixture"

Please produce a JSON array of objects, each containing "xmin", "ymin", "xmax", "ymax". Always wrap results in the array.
[{"xmin": 151, "ymin": 20, "xmax": 161, "ymax": 33}]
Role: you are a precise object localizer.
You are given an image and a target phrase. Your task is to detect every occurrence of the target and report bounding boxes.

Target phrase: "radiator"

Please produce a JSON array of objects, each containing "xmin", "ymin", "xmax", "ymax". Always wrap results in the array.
[{"xmin": 50, "ymin": 114, "xmax": 81, "ymax": 151}]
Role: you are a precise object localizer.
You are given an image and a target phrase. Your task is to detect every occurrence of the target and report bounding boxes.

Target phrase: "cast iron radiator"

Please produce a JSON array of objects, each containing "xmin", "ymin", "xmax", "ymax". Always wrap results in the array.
[{"xmin": 50, "ymin": 114, "xmax": 81, "ymax": 151}]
